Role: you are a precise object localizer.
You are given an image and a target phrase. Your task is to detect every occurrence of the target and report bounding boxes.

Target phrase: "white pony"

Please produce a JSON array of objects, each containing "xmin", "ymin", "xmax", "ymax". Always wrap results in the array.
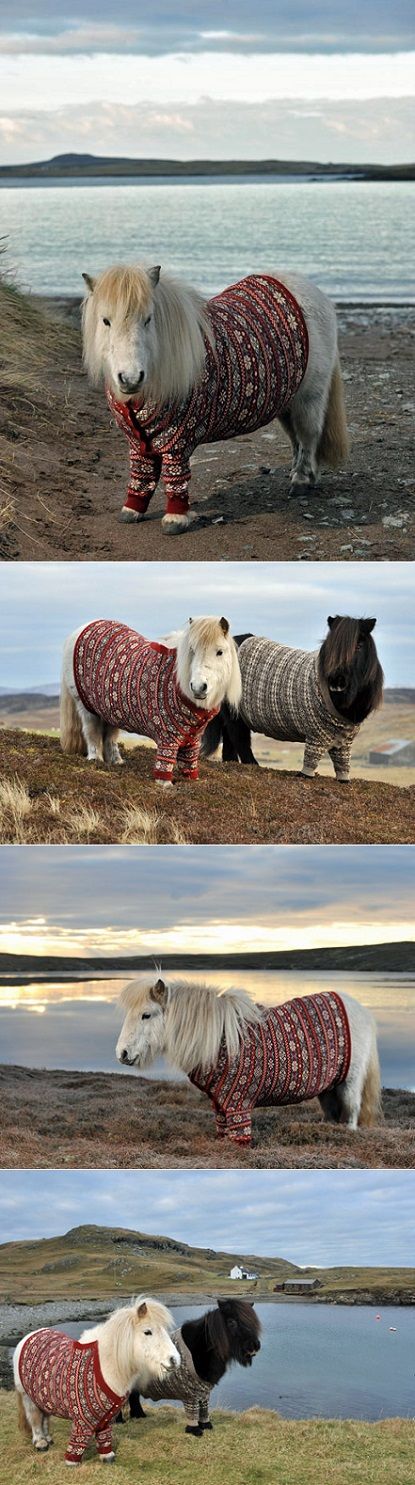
[
  {"xmin": 14, "ymin": 1297, "xmax": 179, "ymax": 1465},
  {"xmin": 60, "ymin": 615, "xmax": 241, "ymax": 783},
  {"xmin": 82, "ymin": 263, "xmax": 348, "ymax": 532},
  {"xmin": 116, "ymin": 977, "xmax": 382, "ymax": 1145}
]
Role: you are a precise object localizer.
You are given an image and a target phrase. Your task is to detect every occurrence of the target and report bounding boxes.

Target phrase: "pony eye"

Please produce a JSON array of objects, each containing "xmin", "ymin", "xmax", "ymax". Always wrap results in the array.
[
  {"xmin": 216, "ymin": 649, "xmax": 223, "ymax": 657},
  {"xmin": 103, "ymin": 317, "xmax": 111, "ymax": 327},
  {"xmin": 142, "ymin": 1012, "xmax": 151, "ymax": 1020},
  {"xmin": 144, "ymin": 1329, "xmax": 152, "ymax": 1336},
  {"xmin": 144, "ymin": 315, "xmax": 152, "ymax": 327}
]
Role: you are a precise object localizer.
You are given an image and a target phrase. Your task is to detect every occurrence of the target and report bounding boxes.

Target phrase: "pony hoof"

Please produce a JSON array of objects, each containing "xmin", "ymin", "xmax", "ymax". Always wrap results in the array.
[
  {"xmin": 120, "ymin": 507, "xmax": 145, "ymax": 523},
  {"xmin": 201, "ymin": 1421, "xmax": 213, "ymax": 1430},
  {"xmin": 162, "ymin": 514, "xmax": 190, "ymax": 534},
  {"xmin": 100, "ymin": 1454, "xmax": 116, "ymax": 1464},
  {"xmin": 185, "ymin": 1425, "xmax": 203, "ymax": 1437},
  {"xmin": 35, "ymin": 1440, "xmax": 49, "ymax": 1451}
]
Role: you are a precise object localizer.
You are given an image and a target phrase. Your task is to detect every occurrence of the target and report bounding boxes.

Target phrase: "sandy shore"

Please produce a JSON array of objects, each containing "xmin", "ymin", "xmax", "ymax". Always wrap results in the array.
[{"xmin": 2, "ymin": 303, "xmax": 414, "ymax": 562}]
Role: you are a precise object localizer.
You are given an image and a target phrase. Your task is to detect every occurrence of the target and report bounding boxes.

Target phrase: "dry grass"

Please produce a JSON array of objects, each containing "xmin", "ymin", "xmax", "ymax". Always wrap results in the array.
[
  {"xmin": 1, "ymin": 1396, "xmax": 413, "ymax": 1485},
  {"xmin": 121, "ymin": 805, "xmax": 163, "ymax": 844},
  {"xmin": 1, "ymin": 1067, "xmax": 413, "ymax": 1171}
]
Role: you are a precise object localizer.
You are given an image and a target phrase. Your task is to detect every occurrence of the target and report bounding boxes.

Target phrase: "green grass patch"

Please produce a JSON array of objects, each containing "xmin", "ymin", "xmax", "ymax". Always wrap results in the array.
[{"xmin": 1, "ymin": 1396, "xmax": 413, "ymax": 1485}]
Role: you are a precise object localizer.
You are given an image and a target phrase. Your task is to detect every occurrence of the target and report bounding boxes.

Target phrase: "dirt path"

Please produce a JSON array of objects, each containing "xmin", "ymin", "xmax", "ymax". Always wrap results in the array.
[
  {"xmin": 2, "ymin": 306, "xmax": 414, "ymax": 562},
  {"xmin": 1, "ymin": 1066, "xmax": 413, "ymax": 1169},
  {"xmin": 1, "ymin": 729, "xmax": 414, "ymax": 843}
]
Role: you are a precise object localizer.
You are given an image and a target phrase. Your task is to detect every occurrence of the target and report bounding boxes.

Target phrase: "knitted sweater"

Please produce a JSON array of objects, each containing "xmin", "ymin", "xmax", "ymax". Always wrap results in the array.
[
  {"xmin": 141, "ymin": 1329, "xmax": 212, "ymax": 1426},
  {"xmin": 238, "ymin": 635, "xmax": 359, "ymax": 777},
  {"xmin": 73, "ymin": 620, "xmax": 218, "ymax": 781},
  {"xmin": 19, "ymin": 1329, "xmax": 126, "ymax": 1464},
  {"xmin": 107, "ymin": 274, "xmax": 309, "ymax": 516},
  {"xmin": 189, "ymin": 991, "xmax": 351, "ymax": 1144}
]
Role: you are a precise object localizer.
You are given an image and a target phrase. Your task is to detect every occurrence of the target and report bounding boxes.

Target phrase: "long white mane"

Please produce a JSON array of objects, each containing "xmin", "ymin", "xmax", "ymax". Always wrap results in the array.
[
  {"xmin": 82, "ymin": 264, "xmax": 214, "ymax": 406},
  {"xmin": 121, "ymin": 978, "xmax": 264, "ymax": 1073},
  {"xmin": 81, "ymin": 1296, "xmax": 174, "ymax": 1391}
]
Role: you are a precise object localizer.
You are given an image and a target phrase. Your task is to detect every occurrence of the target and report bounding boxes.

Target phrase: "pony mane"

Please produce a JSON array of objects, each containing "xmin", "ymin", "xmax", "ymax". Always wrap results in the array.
[
  {"xmin": 82, "ymin": 1296, "xmax": 173, "ymax": 1384},
  {"xmin": 319, "ymin": 615, "xmax": 384, "ymax": 719},
  {"xmin": 82, "ymin": 263, "xmax": 214, "ymax": 405},
  {"xmin": 165, "ymin": 980, "xmax": 263, "ymax": 1073}
]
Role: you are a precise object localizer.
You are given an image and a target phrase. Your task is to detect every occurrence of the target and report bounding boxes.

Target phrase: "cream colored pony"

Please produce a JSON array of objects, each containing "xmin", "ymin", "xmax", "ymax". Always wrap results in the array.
[
  {"xmin": 14, "ymin": 1298, "xmax": 179, "ymax": 1463},
  {"xmin": 82, "ymin": 262, "xmax": 348, "ymax": 532}
]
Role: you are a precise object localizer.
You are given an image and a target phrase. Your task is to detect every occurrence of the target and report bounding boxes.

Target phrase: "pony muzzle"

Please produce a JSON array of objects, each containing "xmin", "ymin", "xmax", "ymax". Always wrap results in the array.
[
  {"xmin": 117, "ymin": 370, "xmax": 145, "ymax": 394},
  {"xmin": 191, "ymin": 681, "xmax": 208, "ymax": 699}
]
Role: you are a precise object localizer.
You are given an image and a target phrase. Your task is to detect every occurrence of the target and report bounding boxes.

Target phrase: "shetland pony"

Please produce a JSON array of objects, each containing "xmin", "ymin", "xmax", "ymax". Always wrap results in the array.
[
  {"xmin": 60, "ymin": 615, "xmax": 241, "ymax": 783},
  {"xmin": 81, "ymin": 263, "xmax": 348, "ymax": 531},
  {"xmin": 14, "ymin": 1297, "xmax": 179, "ymax": 1464},
  {"xmin": 116, "ymin": 977, "xmax": 382, "ymax": 1145},
  {"xmin": 201, "ymin": 615, "xmax": 384, "ymax": 781},
  {"xmin": 118, "ymin": 1299, "xmax": 261, "ymax": 1436}
]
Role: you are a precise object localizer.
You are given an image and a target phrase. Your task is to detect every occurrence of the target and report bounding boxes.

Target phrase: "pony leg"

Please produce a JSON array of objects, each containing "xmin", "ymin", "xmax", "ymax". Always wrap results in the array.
[
  {"xmin": 73, "ymin": 700, "xmax": 105, "ymax": 762},
  {"xmin": 20, "ymin": 1392, "xmax": 50, "ymax": 1451},
  {"xmin": 161, "ymin": 454, "xmax": 192, "ymax": 533},
  {"xmin": 103, "ymin": 724, "xmax": 124, "ymax": 765},
  {"xmin": 223, "ymin": 711, "xmax": 258, "ymax": 765},
  {"xmin": 328, "ymin": 744, "xmax": 351, "ymax": 782},
  {"xmin": 184, "ymin": 1401, "xmax": 203, "ymax": 1437},
  {"xmin": 95, "ymin": 1424, "xmax": 116, "ymax": 1463},
  {"xmin": 199, "ymin": 1400, "xmax": 212, "ymax": 1431},
  {"xmin": 301, "ymin": 742, "xmax": 325, "ymax": 777},
  {"xmin": 128, "ymin": 1391, "xmax": 147, "ymax": 1420},
  {"xmin": 42, "ymin": 1414, "xmax": 54, "ymax": 1445}
]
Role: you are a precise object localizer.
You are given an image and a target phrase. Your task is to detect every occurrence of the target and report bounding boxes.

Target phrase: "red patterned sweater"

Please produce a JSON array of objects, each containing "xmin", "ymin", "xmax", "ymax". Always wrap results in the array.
[
  {"xmin": 73, "ymin": 620, "xmax": 218, "ymax": 780},
  {"xmin": 19, "ymin": 1329, "xmax": 127, "ymax": 1464},
  {"xmin": 107, "ymin": 274, "xmax": 309, "ymax": 516},
  {"xmin": 189, "ymin": 992, "xmax": 351, "ymax": 1144}
]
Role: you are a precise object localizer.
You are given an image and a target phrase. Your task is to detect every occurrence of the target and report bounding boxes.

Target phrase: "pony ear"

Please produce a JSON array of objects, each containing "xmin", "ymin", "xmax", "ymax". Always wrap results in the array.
[
  {"xmin": 148, "ymin": 265, "xmax": 161, "ymax": 286},
  {"xmin": 360, "ymin": 618, "xmax": 376, "ymax": 633},
  {"xmin": 327, "ymin": 615, "xmax": 336, "ymax": 628},
  {"xmin": 188, "ymin": 617, "xmax": 193, "ymax": 625},
  {"xmin": 220, "ymin": 617, "xmax": 230, "ymax": 636},
  {"xmin": 82, "ymin": 273, "xmax": 96, "ymax": 293},
  {"xmin": 137, "ymin": 1301, "xmax": 148, "ymax": 1319},
  {"xmin": 150, "ymin": 978, "xmax": 168, "ymax": 1007}
]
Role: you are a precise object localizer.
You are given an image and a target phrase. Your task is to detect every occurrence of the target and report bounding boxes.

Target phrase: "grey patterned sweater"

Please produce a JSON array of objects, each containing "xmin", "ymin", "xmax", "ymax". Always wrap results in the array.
[
  {"xmin": 140, "ymin": 1329, "xmax": 212, "ymax": 1426},
  {"xmin": 238, "ymin": 636, "xmax": 358, "ymax": 778}
]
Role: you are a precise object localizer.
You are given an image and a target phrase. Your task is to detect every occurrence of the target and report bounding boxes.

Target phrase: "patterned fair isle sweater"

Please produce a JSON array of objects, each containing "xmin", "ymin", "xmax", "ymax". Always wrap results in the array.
[
  {"xmin": 19, "ymin": 1329, "xmax": 127, "ymax": 1464},
  {"xmin": 141, "ymin": 1329, "xmax": 212, "ymax": 1427},
  {"xmin": 73, "ymin": 620, "xmax": 219, "ymax": 781},
  {"xmin": 238, "ymin": 636, "xmax": 359, "ymax": 778},
  {"xmin": 107, "ymin": 274, "xmax": 309, "ymax": 516},
  {"xmin": 189, "ymin": 992, "xmax": 352, "ymax": 1144}
]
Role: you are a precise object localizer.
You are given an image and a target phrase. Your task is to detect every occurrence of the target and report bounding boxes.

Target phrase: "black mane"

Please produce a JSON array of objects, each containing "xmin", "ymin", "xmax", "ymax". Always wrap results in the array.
[
  {"xmin": 319, "ymin": 615, "xmax": 384, "ymax": 724},
  {"xmin": 181, "ymin": 1298, "xmax": 261, "ymax": 1387}
]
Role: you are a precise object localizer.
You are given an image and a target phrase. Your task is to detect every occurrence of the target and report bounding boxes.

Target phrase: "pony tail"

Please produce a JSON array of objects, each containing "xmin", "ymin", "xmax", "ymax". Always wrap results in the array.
[
  {"xmin": 60, "ymin": 678, "xmax": 86, "ymax": 755},
  {"xmin": 358, "ymin": 1033, "xmax": 383, "ymax": 1127},
  {"xmin": 16, "ymin": 1392, "xmax": 31, "ymax": 1435},
  {"xmin": 317, "ymin": 358, "xmax": 349, "ymax": 470}
]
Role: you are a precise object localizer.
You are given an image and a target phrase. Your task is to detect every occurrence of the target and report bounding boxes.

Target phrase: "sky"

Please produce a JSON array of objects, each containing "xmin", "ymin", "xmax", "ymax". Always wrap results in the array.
[
  {"xmin": 1, "ymin": 843, "xmax": 414, "ymax": 959},
  {"xmin": 0, "ymin": 1167, "xmax": 414, "ymax": 1265},
  {"xmin": 0, "ymin": 3, "xmax": 414, "ymax": 164},
  {"xmin": 0, "ymin": 560, "xmax": 413, "ymax": 690}
]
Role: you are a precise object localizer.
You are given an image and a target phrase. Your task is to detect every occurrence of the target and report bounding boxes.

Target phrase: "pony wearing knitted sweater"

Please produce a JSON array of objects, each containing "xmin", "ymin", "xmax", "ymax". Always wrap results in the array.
[
  {"xmin": 81, "ymin": 262, "xmax": 348, "ymax": 533},
  {"xmin": 117, "ymin": 977, "xmax": 382, "ymax": 1145},
  {"xmin": 60, "ymin": 615, "xmax": 241, "ymax": 783},
  {"xmin": 202, "ymin": 615, "xmax": 384, "ymax": 782},
  {"xmin": 13, "ymin": 1298, "xmax": 179, "ymax": 1465}
]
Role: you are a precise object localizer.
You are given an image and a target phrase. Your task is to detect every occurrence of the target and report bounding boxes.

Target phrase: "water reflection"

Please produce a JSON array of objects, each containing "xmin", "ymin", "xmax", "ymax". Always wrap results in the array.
[{"xmin": 0, "ymin": 971, "xmax": 414, "ymax": 1088}]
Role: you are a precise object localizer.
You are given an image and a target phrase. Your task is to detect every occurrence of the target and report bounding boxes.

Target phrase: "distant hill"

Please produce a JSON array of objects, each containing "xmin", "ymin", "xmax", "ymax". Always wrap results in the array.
[
  {"xmin": 1, "ymin": 940, "xmax": 414, "ymax": 980},
  {"xmin": 0, "ymin": 154, "xmax": 413, "ymax": 181},
  {"xmin": 0, "ymin": 1224, "xmax": 413, "ymax": 1305}
]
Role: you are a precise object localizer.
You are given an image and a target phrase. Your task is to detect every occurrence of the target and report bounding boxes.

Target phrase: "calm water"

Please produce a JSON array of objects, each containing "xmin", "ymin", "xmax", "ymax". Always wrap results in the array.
[
  {"xmin": 61, "ymin": 1303, "xmax": 414, "ymax": 1420},
  {"xmin": 0, "ymin": 178, "xmax": 414, "ymax": 300},
  {"xmin": 0, "ymin": 971, "xmax": 414, "ymax": 1089}
]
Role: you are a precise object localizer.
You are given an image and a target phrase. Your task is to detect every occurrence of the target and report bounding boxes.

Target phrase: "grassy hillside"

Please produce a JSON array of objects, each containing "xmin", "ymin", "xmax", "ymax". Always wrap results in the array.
[
  {"xmin": 0, "ymin": 257, "xmax": 77, "ymax": 557},
  {"xmin": 1, "ymin": 938, "xmax": 414, "ymax": 981},
  {"xmin": 0, "ymin": 1225, "xmax": 414, "ymax": 1305},
  {"xmin": 2, "ymin": 1399, "xmax": 414, "ymax": 1485},
  {"xmin": 1, "ymin": 730, "xmax": 414, "ymax": 844},
  {"xmin": 1, "ymin": 151, "xmax": 413, "ymax": 178}
]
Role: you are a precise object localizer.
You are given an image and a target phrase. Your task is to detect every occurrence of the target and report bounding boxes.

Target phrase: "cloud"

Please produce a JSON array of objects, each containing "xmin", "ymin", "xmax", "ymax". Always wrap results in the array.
[
  {"xmin": 0, "ymin": 95, "xmax": 413, "ymax": 165},
  {"xmin": 1, "ymin": 1169, "xmax": 415, "ymax": 1265}
]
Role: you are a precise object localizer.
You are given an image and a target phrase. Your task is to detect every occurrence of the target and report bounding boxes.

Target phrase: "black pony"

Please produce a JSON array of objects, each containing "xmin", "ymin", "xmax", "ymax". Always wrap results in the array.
[
  {"xmin": 117, "ymin": 1298, "xmax": 261, "ymax": 1435},
  {"xmin": 201, "ymin": 615, "xmax": 384, "ymax": 780}
]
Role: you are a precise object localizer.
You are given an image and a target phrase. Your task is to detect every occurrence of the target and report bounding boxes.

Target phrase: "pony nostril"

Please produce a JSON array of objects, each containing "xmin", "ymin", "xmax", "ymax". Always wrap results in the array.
[
  {"xmin": 118, "ymin": 372, "xmax": 128, "ymax": 387},
  {"xmin": 137, "ymin": 370, "xmax": 144, "ymax": 384},
  {"xmin": 120, "ymin": 1049, "xmax": 129, "ymax": 1063}
]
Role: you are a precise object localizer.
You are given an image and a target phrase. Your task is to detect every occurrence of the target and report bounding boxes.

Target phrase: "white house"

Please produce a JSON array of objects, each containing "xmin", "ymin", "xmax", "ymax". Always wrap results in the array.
[{"xmin": 229, "ymin": 1264, "xmax": 258, "ymax": 1280}]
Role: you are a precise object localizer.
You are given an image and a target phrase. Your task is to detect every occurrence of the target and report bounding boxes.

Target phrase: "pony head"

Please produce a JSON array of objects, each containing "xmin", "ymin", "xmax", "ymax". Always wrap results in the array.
[
  {"xmin": 320, "ymin": 615, "xmax": 384, "ymax": 723},
  {"xmin": 81, "ymin": 263, "xmax": 211, "ymax": 406},
  {"xmin": 116, "ymin": 974, "xmax": 262, "ymax": 1074},
  {"xmin": 83, "ymin": 1297, "xmax": 180, "ymax": 1393},
  {"xmin": 176, "ymin": 616, "xmax": 242, "ymax": 710},
  {"xmin": 116, "ymin": 975, "xmax": 169, "ymax": 1069},
  {"xmin": 211, "ymin": 1299, "xmax": 261, "ymax": 1367}
]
